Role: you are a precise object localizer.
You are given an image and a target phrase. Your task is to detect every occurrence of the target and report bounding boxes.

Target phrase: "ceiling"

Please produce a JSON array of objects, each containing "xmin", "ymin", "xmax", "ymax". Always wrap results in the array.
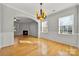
[
  {"xmin": 4, "ymin": 3, "xmax": 77, "ymax": 16},
  {"xmin": 15, "ymin": 17, "xmax": 35, "ymax": 23}
]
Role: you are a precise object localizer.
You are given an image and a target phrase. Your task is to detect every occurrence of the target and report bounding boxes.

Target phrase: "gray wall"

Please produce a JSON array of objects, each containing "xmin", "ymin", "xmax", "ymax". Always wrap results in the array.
[
  {"xmin": 29, "ymin": 22, "xmax": 38, "ymax": 37},
  {"xmin": 15, "ymin": 22, "xmax": 38, "ymax": 37},
  {"xmin": 77, "ymin": 6, "xmax": 79, "ymax": 48},
  {"xmin": 15, "ymin": 23, "xmax": 29, "ymax": 35},
  {"xmin": 0, "ymin": 4, "xmax": 2, "ymax": 48},
  {"xmin": 40, "ymin": 6, "xmax": 79, "ymax": 48}
]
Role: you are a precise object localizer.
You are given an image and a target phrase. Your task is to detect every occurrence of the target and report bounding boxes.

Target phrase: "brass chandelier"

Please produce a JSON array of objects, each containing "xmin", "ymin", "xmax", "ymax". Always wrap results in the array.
[{"xmin": 35, "ymin": 3, "xmax": 47, "ymax": 22}]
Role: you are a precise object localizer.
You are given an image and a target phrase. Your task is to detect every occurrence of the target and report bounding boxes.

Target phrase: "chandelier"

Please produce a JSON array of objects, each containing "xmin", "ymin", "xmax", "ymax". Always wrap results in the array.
[{"xmin": 35, "ymin": 3, "xmax": 47, "ymax": 22}]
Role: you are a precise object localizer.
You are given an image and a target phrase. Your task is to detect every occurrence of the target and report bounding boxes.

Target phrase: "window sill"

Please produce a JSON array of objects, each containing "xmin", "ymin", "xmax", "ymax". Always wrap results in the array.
[{"xmin": 58, "ymin": 33, "xmax": 74, "ymax": 36}]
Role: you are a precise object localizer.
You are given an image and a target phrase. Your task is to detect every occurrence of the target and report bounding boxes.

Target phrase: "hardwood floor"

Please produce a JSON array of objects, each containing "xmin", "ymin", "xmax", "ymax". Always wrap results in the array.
[{"xmin": 0, "ymin": 35, "xmax": 79, "ymax": 56}]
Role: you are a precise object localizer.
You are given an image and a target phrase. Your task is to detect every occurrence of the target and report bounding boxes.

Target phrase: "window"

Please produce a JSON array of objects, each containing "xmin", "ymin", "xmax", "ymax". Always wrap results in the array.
[
  {"xmin": 41, "ymin": 20, "xmax": 48, "ymax": 33},
  {"xmin": 59, "ymin": 15, "xmax": 74, "ymax": 34}
]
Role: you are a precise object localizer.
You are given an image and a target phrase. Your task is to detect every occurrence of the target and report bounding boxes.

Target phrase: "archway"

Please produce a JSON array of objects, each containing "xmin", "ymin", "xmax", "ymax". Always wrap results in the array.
[{"xmin": 14, "ymin": 16, "xmax": 40, "ymax": 38}]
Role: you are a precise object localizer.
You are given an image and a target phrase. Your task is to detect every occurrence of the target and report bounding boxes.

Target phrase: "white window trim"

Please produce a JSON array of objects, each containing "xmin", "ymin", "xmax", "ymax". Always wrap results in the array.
[{"xmin": 58, "ymin": 14, "xmax": 74, "ymax": 35}]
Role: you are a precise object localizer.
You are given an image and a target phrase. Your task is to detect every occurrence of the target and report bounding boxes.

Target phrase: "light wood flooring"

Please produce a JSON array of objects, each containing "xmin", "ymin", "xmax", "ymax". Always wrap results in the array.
[{"xmin": 0, "ymin": 35, "xmax": 79, "ymax": 56}]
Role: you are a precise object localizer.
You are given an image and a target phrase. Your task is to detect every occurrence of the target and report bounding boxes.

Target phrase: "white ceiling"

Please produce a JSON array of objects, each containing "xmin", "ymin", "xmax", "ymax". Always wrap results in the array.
[
  {"xmin": 15, "ymin": 17, "xmax": 35, "ymax": 23},
  {"xmin": 5, "ymin": 3, "xmax": 77, "ymax": 16}
]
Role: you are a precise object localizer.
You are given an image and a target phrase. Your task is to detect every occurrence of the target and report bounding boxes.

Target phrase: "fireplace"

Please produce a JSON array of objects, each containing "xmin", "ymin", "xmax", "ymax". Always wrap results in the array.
[{"xmin": 23, "ymin": 30, "xmax": 28, "ymax": 35}]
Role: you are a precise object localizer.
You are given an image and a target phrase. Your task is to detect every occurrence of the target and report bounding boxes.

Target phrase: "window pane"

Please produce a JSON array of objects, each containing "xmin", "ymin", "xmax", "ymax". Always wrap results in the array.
[{"xmin": 68, "ymin": 25, "xmax": 72, "ymax": 34}]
